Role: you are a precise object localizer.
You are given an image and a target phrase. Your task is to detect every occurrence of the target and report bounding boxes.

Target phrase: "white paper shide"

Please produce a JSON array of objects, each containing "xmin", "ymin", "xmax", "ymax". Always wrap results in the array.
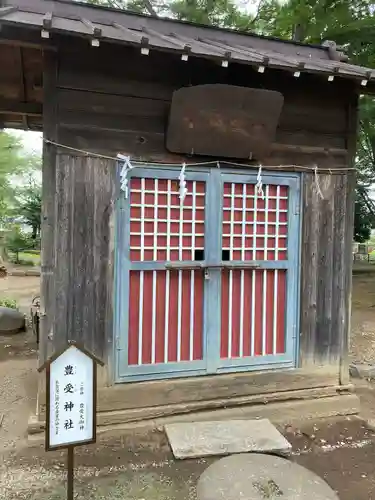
[{"xmin": 49, "ymin": 345, "xmax": 94, "ymax": 448}]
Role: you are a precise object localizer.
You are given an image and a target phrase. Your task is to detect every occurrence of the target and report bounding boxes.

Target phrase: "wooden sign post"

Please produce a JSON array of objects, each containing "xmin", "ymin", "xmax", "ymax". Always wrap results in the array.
[{"xmin": 39, "ymin": 341, "xmax": 104, "ymax": 500}]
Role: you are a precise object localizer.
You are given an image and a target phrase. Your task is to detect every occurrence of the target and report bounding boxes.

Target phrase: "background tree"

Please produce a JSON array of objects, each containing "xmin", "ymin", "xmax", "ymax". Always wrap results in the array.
[
  {"xmin": 167, "ymin": 0, "xmax": 253, "ymax": 28},
  {"xmin": 5, "ymin": 226, "xmax": 33, "ymax": 264},
  {"xmin": 0, "ymin": 131, "xmax": 41, "ymax": 224},
  {"xmin": 354, "ymin": 187, "xmax": 375, "ymax": 243},
  {"xmin": 79, "ymin": 0, "xmax": 158, "ymax": 15},
  {"xmin": 80, "ymin": 0, "xmax": 126, "ymax": 7},
  {"xmin": 16, "ymin": 178, "xmax": 42, "ymax": 243},
  {"xmin": 84, "ymin": 0, "xmax": 375, "ymax": 241},
  {"xmin": 254, "ymin": 0, "xmax": 375, "ymax": 242},
  {"xmin": 0, "ymin": 131, "xmax": 26, "ymax": 225},
  {"xmin": 0, "ymin": 131, "xmax": 41, "ymax": 263}
]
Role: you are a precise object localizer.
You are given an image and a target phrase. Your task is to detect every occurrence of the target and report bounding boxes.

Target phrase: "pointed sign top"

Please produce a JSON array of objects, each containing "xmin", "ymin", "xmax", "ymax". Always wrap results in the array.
[{"xmin": 38, "ymin": 340, "xmax": 104, "ymax": 372}]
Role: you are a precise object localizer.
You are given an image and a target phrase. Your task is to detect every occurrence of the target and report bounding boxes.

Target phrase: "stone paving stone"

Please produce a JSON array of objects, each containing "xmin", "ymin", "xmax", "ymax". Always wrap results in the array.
[
  {"xmin": 197, "ymin": 453, "xmax": 340, "ymax": 500},
  {"xmin": 165, "ymin": 419, "xmax": 292, "ymax": 459},
  {"xmin": 349, "ymin": 362, "xmax": 375, "ymax": 379}
]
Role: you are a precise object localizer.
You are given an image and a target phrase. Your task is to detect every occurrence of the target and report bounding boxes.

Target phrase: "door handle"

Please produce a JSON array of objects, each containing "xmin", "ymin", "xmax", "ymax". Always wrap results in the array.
[
  {"xmin": 164, "ymin": 261, "xmax": 260, "ymax": 271},
  {"xmin": 205, "ymin": 262, "xmax": 260, "ymax": 270},
  {"xmin": 223, "ymin": 262, "xmax": 260, "ymax": 269},
  {"xmin": 165, "ymin": 262, "xmax": 204, "ymax": 270}
]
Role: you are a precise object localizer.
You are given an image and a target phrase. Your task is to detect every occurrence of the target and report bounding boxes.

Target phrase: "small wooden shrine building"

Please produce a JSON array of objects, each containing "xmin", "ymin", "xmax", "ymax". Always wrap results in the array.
[{"xmin": 1, "ymin": 0, "xmax": 374, "ymax": 429}]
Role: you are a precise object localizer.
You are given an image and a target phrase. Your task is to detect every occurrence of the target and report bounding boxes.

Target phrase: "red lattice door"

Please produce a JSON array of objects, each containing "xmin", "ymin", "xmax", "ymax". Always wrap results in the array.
[
  {"xmin": 115, "ymin": 167, "xmax": 300, "ymax": 381},
  {"xmin": 216, "ymin": 172, "xmax": 300, "ymax": 372},
  {"xmin": 116, "ymin": 169, "xmax": 209, "ymax": 381}
]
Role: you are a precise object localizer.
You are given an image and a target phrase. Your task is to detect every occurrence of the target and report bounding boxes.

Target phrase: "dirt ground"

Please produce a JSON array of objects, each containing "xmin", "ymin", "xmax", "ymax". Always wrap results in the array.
[
  {"xmin": 2, "ymin": 273, "xmax": 375, "ymax": 499},
  {"xmin": 350, "ymin": 271, "xmax": 375, "ymax": 363}
]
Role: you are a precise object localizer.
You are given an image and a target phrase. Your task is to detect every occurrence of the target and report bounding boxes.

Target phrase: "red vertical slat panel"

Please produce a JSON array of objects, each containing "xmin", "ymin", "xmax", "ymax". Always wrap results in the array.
[
  {"xmin": 142, "ymin": 271, "xmax": 153, "ymax": 364},
  {"xmin": 128, "ymin": 271, "xmax": 140, "ymax": 366},
  {"xmin": 155, "ymin": 271, "xmax": 166, "ymax": 364},
  {"xmin": 168, "ymin": 270, "xmax": 179, "ymax": 362},
  {"xmin": 181, "ymin": 270, "xmax": 191, "ymax": 361},
  {"xmin": 231, "ymin": 269, "xmax": 241, "ymax": 358},
  {"xmin": 277, "ymin": 270, "xmax": 287, "ymax": 353},
  {"xmin": 220, "ymin": 270, "xmax": 229, "ymax": 358},
  {"xmin": 193, "ymin": 271, "xmax": 204, "ymax": 360},
  {"xmin": 242, "ymin": 270, "xmax": 252, "ymax": 357},
  {"xmin": 254, "ymin": 269, "xmax": 263, "ymax": 356},
  {"xmin": 265, "ymin": 270, "xmax": 275, "ymax": 355},
  {"xmin": 129, "ymin": 270, "xmax": 206, "ymax": 366}
]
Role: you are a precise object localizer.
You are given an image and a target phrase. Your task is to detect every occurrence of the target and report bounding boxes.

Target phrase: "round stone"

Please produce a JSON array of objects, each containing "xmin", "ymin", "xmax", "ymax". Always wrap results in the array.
[
  {"xmin": 197, "ymin": 453, "xmax": 339, "ymax": 500},
  {"xmin": 0, "ymin": 306, "xmax": 25, "ymax": 334}
]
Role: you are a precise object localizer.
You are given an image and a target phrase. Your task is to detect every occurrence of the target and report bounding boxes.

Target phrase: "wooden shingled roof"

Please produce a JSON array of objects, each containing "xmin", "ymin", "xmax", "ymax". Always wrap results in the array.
[{"xmin": 0, "ymin": 0, "xmax": 374, "ymax": 87}]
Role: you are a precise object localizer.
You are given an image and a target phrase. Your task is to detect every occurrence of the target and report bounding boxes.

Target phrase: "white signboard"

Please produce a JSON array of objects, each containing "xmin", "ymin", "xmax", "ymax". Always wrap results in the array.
[{"xmin": 48, "ymin": 345, "xmax": 94, "ymax": 449}]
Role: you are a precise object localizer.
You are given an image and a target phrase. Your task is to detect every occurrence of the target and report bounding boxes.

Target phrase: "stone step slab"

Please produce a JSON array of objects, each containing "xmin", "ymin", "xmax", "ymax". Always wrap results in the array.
[{"xmin": 165, "ymin": 419, "xmax": 292, "ymax": 459}]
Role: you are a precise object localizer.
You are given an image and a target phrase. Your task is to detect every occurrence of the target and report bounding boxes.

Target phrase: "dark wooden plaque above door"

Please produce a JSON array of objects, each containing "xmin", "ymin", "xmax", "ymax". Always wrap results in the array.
[{"xmin": 166, "ymin": 84, "xmax": 284, "ymax": 160}]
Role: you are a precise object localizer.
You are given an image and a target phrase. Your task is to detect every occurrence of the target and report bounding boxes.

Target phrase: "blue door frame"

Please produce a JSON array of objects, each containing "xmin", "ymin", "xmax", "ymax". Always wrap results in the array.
[{"xmin": 114, "ymin": 165, "xmax": 301, "ymax": 383}]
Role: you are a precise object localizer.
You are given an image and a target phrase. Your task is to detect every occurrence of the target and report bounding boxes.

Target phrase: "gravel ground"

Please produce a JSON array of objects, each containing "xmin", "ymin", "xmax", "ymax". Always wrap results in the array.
[
  {"xmin": 0, "ymin": 429, "xmax": 203, "ymax": 500},
  {"xmin": 0, "ymin": 275, "xmax": 39, "ymax": 313},
  {"xmin": 0, "ymin": 275, "xmax": 40, "ymax": 454},
  {"xmin": 2, "ymin": 418, "xmax": 375, "ymax": 499},
  {"xmin": 1, "ymin": 273, "xmax": 375, "ymax": 498},
  {"xmin": 0, "ymin": 358, "xmax": 37, "ymax": 451},
  {"xmin": 350, "ymin": 273, "xmax": 375, "ymax": 363},
  {"xmin": 0, "ymin": 459, "xmax": 200, "ymax": 500}
]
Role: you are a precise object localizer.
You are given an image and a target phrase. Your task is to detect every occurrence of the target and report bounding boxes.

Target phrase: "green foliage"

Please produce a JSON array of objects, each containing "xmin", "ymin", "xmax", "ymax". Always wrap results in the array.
[
  {"xmin": 358, "ymin": 96, "xmax": 375, "ymax": 181},
  {"xmin": 0, "ymin": 132, "xmax": 25, "ymax": 224},
  {"xmin": 56, "ymin": 0, "xmax": 375, "ymax": 241},
  {"xmin": 5, "ymin": 226, "xmax": 33, "ymax": 263},
  {"xmin": 251, "ymin": 0, "xmax": 375, "ymax": 242},
  {"xmin": 167, "ymin": 0, "xmax": 254, "ymax": 29},
  {"xmin": 18, "ymin": 251, "xmax": 40, "ymax": 265},
  {"xmin": 78, "ymin": 0, "xmax": 151, "ymax": 14},
  {"xmin": 254, "ymin": 0, "xmax": 374, "ymax": 44},
  {"xmin": 0, "ymin": 131, "xmax": 42, "ymax": 227},
  {"xmin": 16, "ymin": 178, "xmax": 42, "ymax": 241},
  {"xmin": 354, "ymin": 189, "xmax": 374, "ymax": 243},
  {"xmin": 0, "ymin": 298, "xmax": 18, "ymax": 309},
  {"xmin": 78, "ymin": 0, "xmax": 126, "ymax": 6},
  {"xmin": 81, "ymin": 0, "xmax": 255, "ymax": 22}
]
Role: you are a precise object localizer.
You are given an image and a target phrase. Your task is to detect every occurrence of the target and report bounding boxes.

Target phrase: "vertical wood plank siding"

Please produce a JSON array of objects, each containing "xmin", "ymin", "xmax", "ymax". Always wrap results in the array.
[
  {"xmin": 39, "ymin": 41, "xmax": 357, "ymax": 383},
  {"xmin": 340, "ymin": 94, "xmax": 359, "ymax": 384},
  {"xmin": 300, "ymin": 173, "xmax": 353, "ymax": 368},
  {"xmin": 52, "ymin": 155, "xmax": 116, "ymax": 359},
  {"xmin": 55, "ymin": 43, "xmax": 354, "ymax": 165},
  {"xmin": 40, "ymin": 49, "xmax": 58, "ymax": 364},
  {"xmin": 45, "ymin": 154, "xmax": 354, "ymax": 378}
]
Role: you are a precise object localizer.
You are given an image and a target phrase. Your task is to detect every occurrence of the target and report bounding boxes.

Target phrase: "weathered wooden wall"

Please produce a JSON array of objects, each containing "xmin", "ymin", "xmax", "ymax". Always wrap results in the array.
[
  {"xmin": 52, "ymin": 41, "xmax": 353, "ymax": 168},
  {"xmin": 47, "ymin": 155, "xmax": 115, "ymax": 360},
  {"xmin": 40, "ymin": 49, "xmax": 57, "ymax": 364},
  {"xmin": 41, "ymin": 155, "xmax": 356, "ymax": 379},
  {"xmin": 40, "ymin": 39, "xmax": 357, "ymax": 388},
  {"xmin": 299, "ymin": 172, "xmax": 355, "ymax": 372}
]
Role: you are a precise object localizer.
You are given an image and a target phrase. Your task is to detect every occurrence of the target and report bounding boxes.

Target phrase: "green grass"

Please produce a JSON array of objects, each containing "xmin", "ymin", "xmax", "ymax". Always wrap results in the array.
[
  {"xmin": 8, "ymin": 251, "xmax": 41, "ymax": 266},
  {"xmin": 19, "ymin": 252, "xmax": 41, "ymax": 264},
  {"xmin": 0, "ymin": 298, "xmax": 18, "ymax": 309}
]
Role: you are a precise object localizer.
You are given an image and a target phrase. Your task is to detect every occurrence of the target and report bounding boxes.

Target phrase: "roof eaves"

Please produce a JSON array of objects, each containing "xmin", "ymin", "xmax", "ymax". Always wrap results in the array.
[
  {"xmin": 1, "ymin": 1, "xmax": 374, "ymax": 87},
  {"xmin": 41, "ymin": 0, "xmax": 333, "ymax": 52},
  {"xmin": 1, "ymin": 0, "xmax": 331, "ymax": 56}
]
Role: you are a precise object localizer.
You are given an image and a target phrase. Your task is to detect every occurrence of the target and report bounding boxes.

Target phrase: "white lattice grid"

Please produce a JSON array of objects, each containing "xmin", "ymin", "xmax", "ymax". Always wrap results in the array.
[
  {"xmin": 222, "ymin": 182, "xmax": 289, "ymax": 261},
  {"xmin": 129, "ymin": 178, "xmax": 206, "ymax": 262}
]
